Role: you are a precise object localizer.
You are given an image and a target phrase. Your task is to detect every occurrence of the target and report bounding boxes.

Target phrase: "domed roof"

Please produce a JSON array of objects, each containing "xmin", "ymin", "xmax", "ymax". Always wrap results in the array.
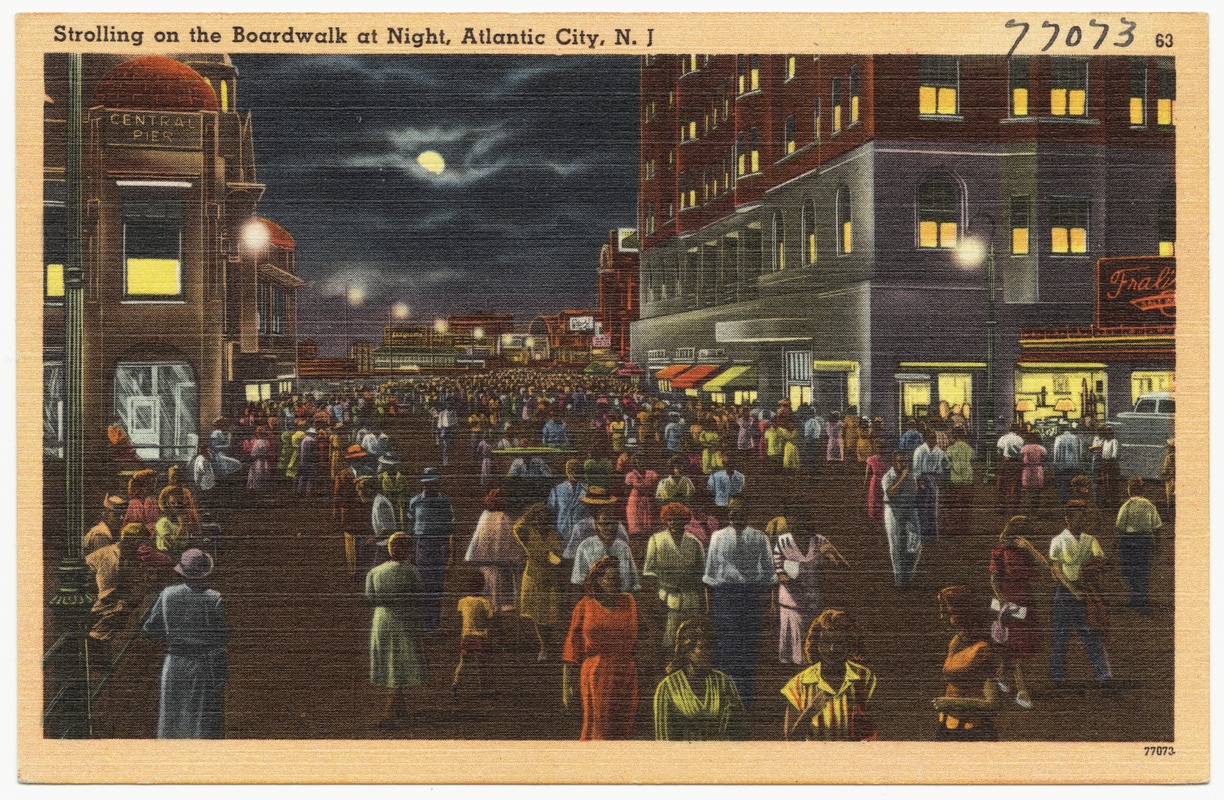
[
  {"xmin": 92, "ymin": 56, "xmax": 219, "ymax": 112},
  {"xmin": 254, "ymin": 217, "xmax": 296, "ymax": 251}
]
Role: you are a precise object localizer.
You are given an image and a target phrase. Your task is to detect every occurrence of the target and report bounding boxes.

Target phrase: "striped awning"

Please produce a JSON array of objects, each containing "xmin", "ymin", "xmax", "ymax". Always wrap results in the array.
[
  {"xmin": 671, "ymin": 364, "xmax": 723, "ymax": 390},
  {"xmin": 702, "ymin": 364, "xmax": 757, "ymax": 392},
  {"xmin": 655, "ymin": 364, "xmax": 690, "ymax": 380}
]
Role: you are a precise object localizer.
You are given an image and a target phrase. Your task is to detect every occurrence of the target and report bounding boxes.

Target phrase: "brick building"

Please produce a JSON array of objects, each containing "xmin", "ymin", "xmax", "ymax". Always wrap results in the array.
[
  {"xmin": 596, "ymin": 228, "xmax": 641, "ymax": 360},
  {"xmin": 632, "ymin": 54, "xmax": 1176, "ymax": 432}
]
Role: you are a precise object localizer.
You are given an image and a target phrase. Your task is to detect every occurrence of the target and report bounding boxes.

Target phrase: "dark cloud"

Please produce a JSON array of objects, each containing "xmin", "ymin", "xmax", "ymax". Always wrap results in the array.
[{"xmin": 231, "ymin": 54, "xmax": 640, "ymax": 355}]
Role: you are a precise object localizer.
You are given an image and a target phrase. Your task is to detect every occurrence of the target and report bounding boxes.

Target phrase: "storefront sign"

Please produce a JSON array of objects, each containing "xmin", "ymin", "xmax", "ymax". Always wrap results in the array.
[
  {"xmin": 1097, "ymin": 257, "xmax": 1176, "ymax": 327},
  {"xmin": 103, "ymin": 111, "xmax": 203, "ymax": 151},
  {"xmin": 568, "ymin": 315, "xmax": 595, "ymax": 333},
  {"xmin": 592, "ymin": 334, "xmax": 612, "ymax": 348}
]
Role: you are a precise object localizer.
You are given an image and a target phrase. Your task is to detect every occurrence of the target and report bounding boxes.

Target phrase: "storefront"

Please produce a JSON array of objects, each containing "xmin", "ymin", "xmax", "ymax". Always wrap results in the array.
[
  {"xmin": 894, "ymin": 362, "xmax": 980, "ymax": 426},
  {"xmin": 702, "ymin": 365, "xmax": 758, "ymax": 406},
  {"xmin": 654, "ymin": 364, "xmax": 689, "ymax": 393},
  {"xmin": 670, "ymin": 364, "xmax": 723, "ymax": 398},
  {"xmin": 811, "ymin": 360, "xmax": 861, "ymax": 416},
  {"xmin": 1016, "ymin": 255, "xmax": 1176, "ymax": 423}
]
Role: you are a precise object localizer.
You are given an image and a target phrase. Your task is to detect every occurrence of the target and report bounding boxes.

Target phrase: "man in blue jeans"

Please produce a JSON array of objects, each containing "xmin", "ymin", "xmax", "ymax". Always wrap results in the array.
[{"xmin": 1048, "ymin": 501, "xmax": 1112, "ymax": 685}]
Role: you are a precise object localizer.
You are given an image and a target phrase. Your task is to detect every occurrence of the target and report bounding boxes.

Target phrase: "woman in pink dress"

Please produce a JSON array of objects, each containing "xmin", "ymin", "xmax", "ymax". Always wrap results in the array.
[
  {"xmin": 623, "ymin": 455, "xmax": 659, "ymax": 537},
  {"xmin": 735, "ymin": 408, "xmax": 756, "ymax": 451},
  {"xmin": 756, "ymin": 414, "xmax": 772, "ymax": 463},
  {"xmin": 863, "ymin": 442, "xmax": 889, "ymax": 522},
  {"xmin": 1020, "ymin": 432, "xmax": 1048, "ymax": 512},
  {"xmin": 825, "ymin": 412, "xmax": 845, "ymax": 462},
  {"xmin": 247, "ymin": 426, "xmax": 274, "ymax": 492}
]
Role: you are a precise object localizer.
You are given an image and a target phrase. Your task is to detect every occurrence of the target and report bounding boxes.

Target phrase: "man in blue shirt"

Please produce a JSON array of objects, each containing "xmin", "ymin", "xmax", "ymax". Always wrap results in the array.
[
  {"xmin": 706, "ymin": 457, "xmax": 745, "ymax": 507},
  {"xmin": 1052, "ymin": 422, "xmax": 1084, "ymax": 505},
  {"xmin": 550, "ymin": 459, "xmax": 590, "ymax": 558}
]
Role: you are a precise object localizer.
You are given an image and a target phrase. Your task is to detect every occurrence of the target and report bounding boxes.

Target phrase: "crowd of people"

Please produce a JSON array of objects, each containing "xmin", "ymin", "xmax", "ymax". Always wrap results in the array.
[{"xmin": 78, "ymin": 367, "xmax": 1173, "ymax": 740}]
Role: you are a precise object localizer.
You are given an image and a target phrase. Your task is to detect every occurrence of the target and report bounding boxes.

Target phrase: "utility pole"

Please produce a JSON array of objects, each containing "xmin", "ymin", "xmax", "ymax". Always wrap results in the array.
[{"xmin": 47, "ymin": 52, "xmax": 94, "ymax": 738}]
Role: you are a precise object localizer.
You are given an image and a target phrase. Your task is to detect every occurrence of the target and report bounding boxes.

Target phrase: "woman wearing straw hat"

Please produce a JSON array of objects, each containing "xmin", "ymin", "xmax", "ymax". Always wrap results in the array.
[
  {"xmin": 366, "ymin": 533, "xmax": 425, "ymax": 727},
  {"xmin": 142, "ymin": 548, "xmax": 229, "ymax": 739}
]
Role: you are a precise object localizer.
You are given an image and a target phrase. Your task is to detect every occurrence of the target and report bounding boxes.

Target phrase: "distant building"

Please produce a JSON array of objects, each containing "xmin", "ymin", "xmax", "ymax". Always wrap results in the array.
[
  {"xmin": 597, "ymin": 228, "xmax": 640, "ymax": 360},
  {"xmin": 296, "ymin": 339, "xmax": 319, "ymax": 360},
  {"xmin": 446, "ymin": 312, "xmax": 515, "ymax": 351},
  {"xmin": 43, "ymin": 54, "xmax": 303, "ymax": 465},
  {"xmin": 349, "ymin": 340, "xmax": 374, "ymax": 374},
  {"xmin": 530, "ymin": 308, "xmax": 602, "ymax": 364},
  {"xmin": 632, "ymin": 54, "xmax": 1176, "ymax": 429}
]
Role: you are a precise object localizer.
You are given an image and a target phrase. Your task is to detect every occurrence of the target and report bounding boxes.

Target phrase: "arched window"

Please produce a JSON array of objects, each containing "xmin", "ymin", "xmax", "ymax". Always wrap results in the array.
[
  {"xmin": 220, "ymin": 80, "xmax": 230, "ymax": 112},
  {"xmin": 801, "ymin": 199, "xmax": 817, "ymax": 265},
  {"xmin": 836, "ymin": 186, "xmax": 852, "ymax": 254},
  {"xmin": 917, "ymin": 178, "xmax": 960, "ymax": 249},
  {"xmin": 772, "ymin": 212, "xmax": 786, "ymax": 271},
  {"xmin": 113, "ymin": 361, "xmax": 198, "ymax": 461}
]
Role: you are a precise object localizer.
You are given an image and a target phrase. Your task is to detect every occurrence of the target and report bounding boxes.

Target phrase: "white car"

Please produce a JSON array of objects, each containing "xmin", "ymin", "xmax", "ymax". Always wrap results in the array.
[{"xmin": 1113, "ymin": 392, "xmax": 1174, "ymax": 480}]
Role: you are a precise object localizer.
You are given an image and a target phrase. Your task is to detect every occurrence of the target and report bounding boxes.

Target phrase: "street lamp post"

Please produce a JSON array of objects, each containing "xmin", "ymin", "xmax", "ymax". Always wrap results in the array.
[
  {"xmin": 983, "ymin": 235, "xmax": 998, "ymax": 484},
  {"xmin": 957, "ymin": 219, "xmax": 998, "ymax": 484},
  {"xmin": 47, "ymin": 52, "xmax": 94, "ymax": 738}
]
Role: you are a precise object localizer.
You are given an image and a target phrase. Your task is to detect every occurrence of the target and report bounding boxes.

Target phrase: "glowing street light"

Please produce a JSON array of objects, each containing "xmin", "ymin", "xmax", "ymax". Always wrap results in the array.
[
  {"xmin": 472, "ymin": 327, "xmax": 485, "ymax": 340},
  {"xmin": 241, "ymin": 217, "xmax": 270, "ymax": 254},
  {"xmin": 391, "ymin": 301, "xmax": 411, "ymax": 320},
  {"xmin": 433, "ymin": 318, "xmax": 449, "ymax": 334}
]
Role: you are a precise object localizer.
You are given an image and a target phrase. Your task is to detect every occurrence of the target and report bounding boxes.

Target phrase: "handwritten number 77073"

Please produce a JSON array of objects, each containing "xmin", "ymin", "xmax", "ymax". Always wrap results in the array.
[{"xmin": 1006, "ymin": 18, "xmax": 1137, "ymax": 57}]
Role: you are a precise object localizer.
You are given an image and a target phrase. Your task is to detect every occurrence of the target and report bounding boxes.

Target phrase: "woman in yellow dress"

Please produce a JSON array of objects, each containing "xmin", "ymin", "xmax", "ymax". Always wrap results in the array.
[{"xmin": 653, "ymin": 617, "xmax": 745, "ymax": 740}]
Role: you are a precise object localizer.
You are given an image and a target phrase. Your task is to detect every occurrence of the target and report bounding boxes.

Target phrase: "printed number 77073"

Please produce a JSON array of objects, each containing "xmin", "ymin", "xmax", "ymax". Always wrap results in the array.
[
  {"xmin": 1005, "ymin": 18, "xmax": 1137, "ymax": 57},
  {"xmin": 1144, "ymin": 746, "xmax": 1176, "ymax": 756}
]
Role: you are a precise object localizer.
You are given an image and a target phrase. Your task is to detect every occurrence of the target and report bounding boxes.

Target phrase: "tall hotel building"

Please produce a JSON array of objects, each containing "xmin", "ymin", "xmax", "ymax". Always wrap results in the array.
[{"xmin": 632, "ymin": 54, "xmax": 1176, "ymax": 434}]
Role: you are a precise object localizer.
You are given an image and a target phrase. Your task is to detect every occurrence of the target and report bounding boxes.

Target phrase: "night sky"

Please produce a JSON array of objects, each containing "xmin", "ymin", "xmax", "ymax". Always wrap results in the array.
[{"xmin": 230, "ymin": 55, "xmax": 641, "ymax": 355}]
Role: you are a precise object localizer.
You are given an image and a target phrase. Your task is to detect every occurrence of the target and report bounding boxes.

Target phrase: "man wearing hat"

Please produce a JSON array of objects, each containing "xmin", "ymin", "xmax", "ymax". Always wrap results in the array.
[
  {"xmin": 408, "ymin": 468, "xmax": 456, "ymax": 633},
  {"xmin": 209, "ymin": 418, "xmax": 242, "ymax": 480},
  {"xmin": 569, "ymin": 487, "xmax": 640, "ymax": 594},
  {"xmin": 335, "ymin": 444, "xmax": 370, "ymax": 578},
  {"xmin": 643, "ymin": 502, "xmax": 706, "ymax": 652},
  {"xmin": 84, "ymin": 494, "xmax": 128, "ymax": 556},
  {"xmin": 143, "ymin": 548, "xmax": 228, "ymax": 739},
  {"xmin": 550, "ymin": 460, "xmax": 590, "ymax": 559}
]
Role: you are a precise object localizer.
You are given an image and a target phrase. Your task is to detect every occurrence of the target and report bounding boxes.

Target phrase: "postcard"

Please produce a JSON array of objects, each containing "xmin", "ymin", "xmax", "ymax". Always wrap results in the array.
[{"xmin": 15, "ymin": 10, "xmax": 1209, "ymax": 783}]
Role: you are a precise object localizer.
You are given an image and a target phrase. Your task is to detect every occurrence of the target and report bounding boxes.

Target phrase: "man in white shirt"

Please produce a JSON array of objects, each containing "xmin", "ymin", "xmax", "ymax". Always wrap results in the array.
[
  {"xmin": 912, "ymin": 431, "xmax": 951, "ymax": 543},
  {"xmin": 1049, "ymin": 502, "xmax": 1112, "ymax": 685},
  {"xmin": 434, "ymin": 403, "xmax": 457, "ymax": 466},
  {"xmin": 702, "ymin": 498, "xmax": 775, "ymax": 704},
  {"xmin": 1052, "ymin": 423, "xmax": 1083, "ymax": 504},
  {"xmin": 570, "ymin": 488, "xmax": 639, "ymax": 593}
]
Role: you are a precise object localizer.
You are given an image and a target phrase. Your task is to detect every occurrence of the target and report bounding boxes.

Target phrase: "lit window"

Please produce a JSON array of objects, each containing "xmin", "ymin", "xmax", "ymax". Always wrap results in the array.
[
  {"xmin": 813, "ymin": 99, "xmax": 822, "ymax": 142},
  {"xmin": 832, "ymin": 78, "xmax": 842, "ymax": 133},
  {"xmin": 688, "ymin": 171, "xmax": 697, "ymax": 209},
  {"xmin": 1051, "ymin": 58, "xmax": 1088, "ymax": 117},
  {"xmin": 703, "ymin": 168, "xmax": 710, "ymax": 203},
  {"xmin": 679, "ymin": 173, "xmax": 689, "ymax": 210},
  {"xmin": 123, "ymin": 200, "xmax": 183, "ymax": 299},
  {"xmin": 220, "ymin": 80, "xmax": 230, "ymax": 112},
  {"xmin": 783, "ymin": 115, "xmax": 796, "ymax": 155},
  {"xmin": 44, "ymin": 200, "xmax": 66, "ymax": 301},
  {"xmin": 1010, "ymin": 196, "xmax": 1031, "ymax": 255},
  {"xmin": 1158, "ymin": 188, "xmax": 1175, "ymax": 256},
  {"xmin": 1129, "ymin": 59, "xmax": 1147, "ymax": 126},
  {"xmin": 919, "ymin": 57, "xmax": 959, "ymax": 116},
  {"xmin": 114, "ymin": 362, "xmax": 197, "ymax": 461},
  {"xmin": 849, "ymin": 65, "xmax": 860, "ymax": 124},
  {"xmin": 1050, "ymin": 198, "xmax": 1089, "ymax": 254},
  {"xmin": 837, "ymin": 186, "xmax": 852, "ymax": 254},
  {"xmin": 802, "ymin": 199, "xmax": 817, "ymax": 265},
  {"xmin": 1157, "ymin": 60, "xmax": 1175, "ymax": 125},
  {"xmin": 1009, "ymin": 58, "xmax": 1030, "ymax": 117},
  {"xmin": 748, "ymin": 130, "xmax": 760, "ymax": 173},
  {"xmin": 736, "ymin": 135, "xmax": 746, "ymax": 176},
  {"xmin": 722, "ymin": 153, "xmax": 731, "ymax": 193},
  {"xmin": 688, "ymin": 120, "xmax": 698, "ymax": 140},
  {"xmin": 750, "ymin": 56, "xmax": 760, "ymax": 91},
  {"xmin": 786, "ymin": 55, "xmax": 796, "ymax": 81},
  {"xmin": 917, "ymin": 178, "xmax": 959, "ymax": 249}
]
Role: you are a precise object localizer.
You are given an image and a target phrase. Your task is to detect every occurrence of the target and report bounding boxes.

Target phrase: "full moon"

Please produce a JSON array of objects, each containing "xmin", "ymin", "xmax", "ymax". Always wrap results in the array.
[{"xmin": 417, "ymin": 150, "xmax": 446, "ymax": 175}]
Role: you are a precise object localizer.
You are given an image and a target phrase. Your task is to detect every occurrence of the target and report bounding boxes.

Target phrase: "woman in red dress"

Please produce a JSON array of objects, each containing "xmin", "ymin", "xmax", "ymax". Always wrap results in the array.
[
  {"xmin": 863, "ymin": 440, "xmax": 889, "ymax": 522},
  {"xmin": 562, "ymin": 556, "xmax": 639, "ymax": 740},
  {"xmin": 988, "ymin": 516, "xmax": 1048, "ymax": 710}
]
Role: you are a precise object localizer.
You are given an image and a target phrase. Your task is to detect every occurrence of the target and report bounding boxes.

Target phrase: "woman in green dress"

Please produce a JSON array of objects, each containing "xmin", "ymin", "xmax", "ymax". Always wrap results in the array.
[
  {"xmin": 653, "ymin": 617, "xmax": 746, "ymax": 741},
  {"xmin": 365, "ymin": 532, "xmax": 425, "ymax": 726}
]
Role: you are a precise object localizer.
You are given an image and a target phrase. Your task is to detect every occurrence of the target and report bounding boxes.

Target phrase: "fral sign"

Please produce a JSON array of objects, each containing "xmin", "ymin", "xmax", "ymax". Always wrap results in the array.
[{"xmin": 1097, "ymin": 257, "xmax": 1175, "ymax": 327}]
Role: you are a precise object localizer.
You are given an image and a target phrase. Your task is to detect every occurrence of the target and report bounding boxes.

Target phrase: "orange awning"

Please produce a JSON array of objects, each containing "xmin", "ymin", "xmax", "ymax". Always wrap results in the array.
[
  {"xmin": 670, "ymin": 364, "xmax": 722, "ymax": 390},
  {"xmin": 655, "ymin": 364, "xmax": 690, "ymax": 380}
]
